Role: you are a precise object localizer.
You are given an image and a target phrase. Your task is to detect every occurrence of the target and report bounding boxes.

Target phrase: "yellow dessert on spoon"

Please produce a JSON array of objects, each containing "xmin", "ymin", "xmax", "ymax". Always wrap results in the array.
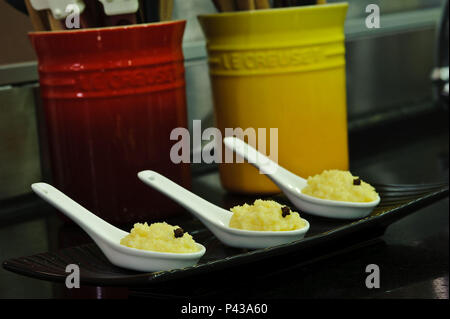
[
  {"xmin": 229, "ymin": 199, "xmax": 307, "ymax": 231},
  {"xmin": 302, "ymin": 170, "xmax": 379, "ymax": 203},
  {"xmin": 120, "ymin": 222, "xmax": 201, "ymax": 253}
]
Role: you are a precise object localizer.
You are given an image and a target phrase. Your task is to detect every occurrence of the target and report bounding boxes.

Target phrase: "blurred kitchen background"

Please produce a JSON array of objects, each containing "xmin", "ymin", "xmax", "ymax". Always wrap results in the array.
[{"xmin": 0, "ymin": 0, "xmax": 448, "ymax": 202}]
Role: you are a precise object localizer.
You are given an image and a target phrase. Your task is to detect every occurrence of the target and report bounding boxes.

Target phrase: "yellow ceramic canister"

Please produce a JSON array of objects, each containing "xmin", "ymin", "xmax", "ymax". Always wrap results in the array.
[{"xmin": 198, "ymin": 3, "xmax": 349, "ymax": 194}]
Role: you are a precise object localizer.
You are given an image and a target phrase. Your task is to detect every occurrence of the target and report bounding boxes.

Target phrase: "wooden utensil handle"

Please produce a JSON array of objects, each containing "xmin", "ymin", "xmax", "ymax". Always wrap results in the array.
[
  {"xmin": 104, "ymin": 13, "xmax": 137, "ymax": 26},
  {"xmin": 255, "ymin": 0, "xmax": 271, "ymax": 9},
  {"xmin": 46, "ymin": 10, "xmax": 65, "ymax": 31},
  {"xmin": 24, "ymin": 0, "xmax": 48, "ymax": 31},
  {"xmin": 213, "ymin": 0, "xmax": 236, "ymax": 12},
  {"xmin": 159, "ymin": 0, "xmax": 174, "ymax": 21},
  {"xmin": 235, "ymin": 0, "xmax": 256, "ymax": 10}
]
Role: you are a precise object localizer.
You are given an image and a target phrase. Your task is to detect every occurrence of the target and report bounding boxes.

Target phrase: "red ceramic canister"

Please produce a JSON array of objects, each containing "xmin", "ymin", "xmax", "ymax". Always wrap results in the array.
[{"xmin": 30, "ymin": 21, "xmax": 191, "ymax": 224}]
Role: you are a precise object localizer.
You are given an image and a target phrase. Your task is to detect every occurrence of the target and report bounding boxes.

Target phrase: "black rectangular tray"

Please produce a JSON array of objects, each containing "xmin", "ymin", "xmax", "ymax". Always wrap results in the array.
[{"xmin": 3, "ymin": 183, "xmax": 448, "ymax": 287}]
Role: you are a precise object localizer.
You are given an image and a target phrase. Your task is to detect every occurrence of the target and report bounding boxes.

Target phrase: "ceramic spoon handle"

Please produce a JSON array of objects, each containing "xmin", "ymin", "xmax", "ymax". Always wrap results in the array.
[
  {"xmin": 223, "ymin": 136, "xmax": 307, "ymax": 186},
  {"xmin": 138, "ymin": 171, "xmax": 232, "ymax": 227},
  {"xmin": 31, "ymin": 183, "xmax": 124, "ymax": 242}
]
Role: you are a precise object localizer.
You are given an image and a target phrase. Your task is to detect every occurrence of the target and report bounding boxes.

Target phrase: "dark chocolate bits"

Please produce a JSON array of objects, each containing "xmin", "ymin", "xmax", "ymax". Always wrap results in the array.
[
  {"xmin": 353, "ymin": 178, "xmax": 362, "ymax": 186},
  {"xmin": 174, "ymin": 227, "xmax": 184, "ymax": 238},
  {"xmin": 281, "ymin": 206, "xmax": 291, "ymax": 218}
]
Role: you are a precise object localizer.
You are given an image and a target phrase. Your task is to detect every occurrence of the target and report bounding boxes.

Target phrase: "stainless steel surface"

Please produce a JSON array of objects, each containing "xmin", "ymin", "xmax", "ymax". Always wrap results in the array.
[
  {"xmin": 0, "ymin": 84, "xmax": 41, "ymax": 200},
  {"xmin": 175, "ymin": 0, "xmax": 214, "ymax": 131},
  {"xmin": 434, "ymin": 0, "xmax": 449, "ymax": 109},
  {"xmin": 184, "ymin": 58, "xmax": 214, "ymax": 132},
  {"xmin": 330, "ymin": 0, "xmax": 444, "ymax": 19},
  {"xmin": 0, "ymin": 62, "xmax": 38, "ymax": 86},
  {"xmin": 173, "ymin": 0, "xmax": 216, "ymax": 43},
  {"xmin": 346, "ymin": 27, "xmax": 436, "ymax": 120}
]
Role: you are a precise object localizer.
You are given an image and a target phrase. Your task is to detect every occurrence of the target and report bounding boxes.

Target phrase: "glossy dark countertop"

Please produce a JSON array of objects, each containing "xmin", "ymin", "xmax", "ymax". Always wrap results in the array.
[{"xmin": 0, "ymin": 109, "xmax": 448, "ymax": 299}]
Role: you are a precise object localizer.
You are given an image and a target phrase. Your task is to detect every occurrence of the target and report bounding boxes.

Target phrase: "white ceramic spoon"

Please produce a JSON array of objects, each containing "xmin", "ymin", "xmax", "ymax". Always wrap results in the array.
[
  {"xmin": 31, "ymin": 183, "xmax": 206, "ymax": 272},
  {"xmin": 223, "ymin": 137, "xmax": 380, "ymax": 220},
  {"xmin": 138, "ymin": 170, "xmax": 310, "ymax": 249}
]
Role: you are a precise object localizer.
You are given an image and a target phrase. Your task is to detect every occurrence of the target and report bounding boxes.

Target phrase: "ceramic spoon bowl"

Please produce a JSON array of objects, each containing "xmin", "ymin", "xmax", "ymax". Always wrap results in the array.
[
  {"xmin": 138, "ymin": 170, "xmax": 310, "ymax": 249},
  {"xmin": 31, "ymin": 183, "xmax": 206, "ymax": 272},
  {"xmin": 223, "ymin": 137, "xmax": 380, "ymax": 219}
]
